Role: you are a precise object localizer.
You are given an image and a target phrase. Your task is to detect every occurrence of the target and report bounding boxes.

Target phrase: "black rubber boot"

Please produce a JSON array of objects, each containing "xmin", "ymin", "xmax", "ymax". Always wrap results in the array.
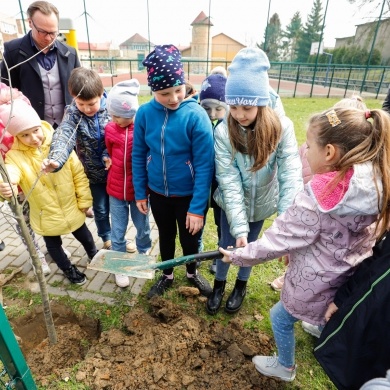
[
  {"xmin": 206, "ymin": 279, "xmax": 226, "ymax": 315},
  {"xmin": 225, "ymin": 279, "xmax": 247, "ymax": 314}
]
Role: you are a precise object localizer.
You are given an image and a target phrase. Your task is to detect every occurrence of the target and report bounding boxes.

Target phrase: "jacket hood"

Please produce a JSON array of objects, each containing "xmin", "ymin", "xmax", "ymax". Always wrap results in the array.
[
  {"xmin": 308, "ymin": 162, "xmax": 381, "ymax": 231},
  {"xmin": 11, "ymin": 121, "xmax": 53, "ymax": 152},
  {"xmin": 149, "ymin": 97, "xmax": 198, "ymax": 111}
]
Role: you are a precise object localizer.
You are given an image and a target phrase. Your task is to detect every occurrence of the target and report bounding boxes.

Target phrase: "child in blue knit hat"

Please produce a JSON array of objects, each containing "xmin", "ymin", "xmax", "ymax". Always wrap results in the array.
[
  {"xmin": 206, "ymin": 47, "xmax": 303, "ymax": 320},
  {"xmin": 198, "ymin": 72, "xmax": 228, "ymax": 274},
  {"xmin": 132, "ymin": 44, "xmax": 214, "ymax": 299}
]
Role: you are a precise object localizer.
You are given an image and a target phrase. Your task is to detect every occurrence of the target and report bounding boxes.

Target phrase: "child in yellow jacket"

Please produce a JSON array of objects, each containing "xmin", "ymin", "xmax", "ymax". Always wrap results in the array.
[{"xmin": 0, "ymin": 99, "xmax": 97, "ymax": 284}]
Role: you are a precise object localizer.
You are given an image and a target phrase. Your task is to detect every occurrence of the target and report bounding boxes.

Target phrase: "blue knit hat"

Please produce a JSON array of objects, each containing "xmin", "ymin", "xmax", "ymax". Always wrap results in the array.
[
  {"xmin": 107, "ymin": 79, "xmax": 140, "ymax": 119},
  {"xmin": 199, "ymin": 74, "xmax": 227, "ymax": 109},
  {"xmin": 143, "ymin": 44, "xmax": 185, "ymax": 91},
  {"xmin": 225, "ymin": 47, "xmax": 270, "ymax": 107}
]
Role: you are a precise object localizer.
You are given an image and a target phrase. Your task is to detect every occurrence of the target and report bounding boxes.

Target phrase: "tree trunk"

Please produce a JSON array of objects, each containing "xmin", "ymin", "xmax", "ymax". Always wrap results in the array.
[{"xmin": 0, "ymin": 156, "xmax": 57, "ymax": 344}]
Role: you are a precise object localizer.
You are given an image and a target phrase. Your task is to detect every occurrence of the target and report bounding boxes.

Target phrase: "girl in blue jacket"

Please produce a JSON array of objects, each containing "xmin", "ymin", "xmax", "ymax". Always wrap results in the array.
[
  {"xmin": 132, "ymin": 45, "xmax": 214, "ymax": 299},
  {"xmin": 206, "ymin": 47, "xmax": 303, "ymax": 315}
]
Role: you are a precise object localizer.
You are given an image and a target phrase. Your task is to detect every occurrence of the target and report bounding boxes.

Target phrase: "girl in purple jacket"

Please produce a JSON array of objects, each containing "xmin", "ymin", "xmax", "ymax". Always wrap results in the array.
[
  {"xmin": 220, "ymin": 107, "xmax": 390, "ymax": 382},
  {"xmin": 105, "ymin": 79, "xmax": 152, "ymax": 288}
]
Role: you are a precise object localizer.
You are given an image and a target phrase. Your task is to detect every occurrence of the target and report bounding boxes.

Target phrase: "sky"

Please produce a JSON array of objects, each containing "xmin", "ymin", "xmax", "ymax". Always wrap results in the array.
[{"xmin": 2, "ymin": 0, "xmax": 387, "ymax": 49}]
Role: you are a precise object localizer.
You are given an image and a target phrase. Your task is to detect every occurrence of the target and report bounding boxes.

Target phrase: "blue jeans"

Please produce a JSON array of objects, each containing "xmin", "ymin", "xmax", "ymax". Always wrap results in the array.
[
  {"xmin": 109, "ymin": 196, "xmax": 152, "ymax": 253},
  {"xmin": 90, "ymin": 183, "xmax": 111, "ymax": 243},
  {"xmin": 215, "ymin": 209, "xmax": 264, "ymax": 281},
  {"xmin": 270, "ymin": 301, "xmax": 299, "ymax": 368}
]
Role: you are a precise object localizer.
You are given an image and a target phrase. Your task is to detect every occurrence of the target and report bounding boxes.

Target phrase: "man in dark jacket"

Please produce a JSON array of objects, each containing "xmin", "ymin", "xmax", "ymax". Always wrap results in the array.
[
  {"xmin": 0, "ymin": 1, "xmax": 80, "ymax": 129},
  {"xmin": 382, "ymin": 88, "xmax": 390, "ymax": 114},
  {"xmin": 314, "ymin": 232, "xmax": 390, "ymax": 390}
]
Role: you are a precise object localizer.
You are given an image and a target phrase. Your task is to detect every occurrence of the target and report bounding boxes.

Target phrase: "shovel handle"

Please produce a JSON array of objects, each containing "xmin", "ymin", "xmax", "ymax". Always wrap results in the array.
[
  {"xmin": 192, "ymin": 250, "xmax": 223, "ymax": 262},
  {"xmin": 149, "ymin": 248, "xmax": 235, "ymax": 271}
]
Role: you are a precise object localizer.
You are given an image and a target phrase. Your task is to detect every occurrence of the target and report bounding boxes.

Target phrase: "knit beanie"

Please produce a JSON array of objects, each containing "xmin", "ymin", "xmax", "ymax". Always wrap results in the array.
[
  {"xmin": 143, "ymin": 44, "xmax": 185, "ymax": 91},
  {"xmin": 199, "ymin": 74, "xmax": 227, "ymax": 109},
  {"xmin": 107, "ymin": 79, "xmax": 140, "ymax": 119},
  {"xmin": 0, "ymin": 99, "xmax": 41, "ymax": 136},
  {"xmin": 225, "ymin": 47, "xmax": 270, "ymax": 107}
]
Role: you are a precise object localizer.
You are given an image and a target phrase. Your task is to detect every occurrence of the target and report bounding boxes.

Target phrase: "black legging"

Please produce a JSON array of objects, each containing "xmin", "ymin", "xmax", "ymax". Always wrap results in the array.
[
  {"xmin": 149, "ymin": 189, "xmax": 201, "ymax": 275},
  {"xmin": 43, "ymin": 223, "xmax": 97, "ymax": 270}
]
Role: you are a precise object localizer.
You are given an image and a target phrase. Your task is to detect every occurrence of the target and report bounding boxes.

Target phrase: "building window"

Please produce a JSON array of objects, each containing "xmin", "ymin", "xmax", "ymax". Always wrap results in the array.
[{"xmin": 1, "ymin": 22, "xmax": 16, "ymax": 35}]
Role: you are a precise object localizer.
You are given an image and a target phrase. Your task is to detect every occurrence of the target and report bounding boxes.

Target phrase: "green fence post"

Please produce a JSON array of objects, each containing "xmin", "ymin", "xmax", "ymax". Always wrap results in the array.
[{"xmin": 0, "ymin": 305, "xmax": 36, "ymax": 390}]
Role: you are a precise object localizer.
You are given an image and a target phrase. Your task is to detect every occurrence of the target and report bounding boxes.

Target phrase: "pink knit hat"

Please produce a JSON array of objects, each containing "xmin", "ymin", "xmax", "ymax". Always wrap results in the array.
[{"xmin": 0, "ymin": 99, "xmax": 41, "ymax": 136}]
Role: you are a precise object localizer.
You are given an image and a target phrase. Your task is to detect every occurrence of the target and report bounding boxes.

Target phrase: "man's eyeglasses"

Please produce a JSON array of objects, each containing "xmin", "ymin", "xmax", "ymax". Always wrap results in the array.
[{"xmin": 31, "ymin": 19, "xmax": 58, "ymax": 39}]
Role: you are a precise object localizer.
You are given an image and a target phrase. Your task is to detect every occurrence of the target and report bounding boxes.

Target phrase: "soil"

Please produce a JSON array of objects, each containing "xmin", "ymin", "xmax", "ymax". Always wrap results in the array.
[{"xmin": 7, "ymin": 292, "xmax": 297, "ymax": 390}]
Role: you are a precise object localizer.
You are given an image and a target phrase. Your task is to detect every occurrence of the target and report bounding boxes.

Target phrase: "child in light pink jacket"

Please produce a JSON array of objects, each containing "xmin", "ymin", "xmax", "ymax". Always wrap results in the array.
[{"xmin": 270, "ymin": 95, "xmax": 368, "ymax": 293}]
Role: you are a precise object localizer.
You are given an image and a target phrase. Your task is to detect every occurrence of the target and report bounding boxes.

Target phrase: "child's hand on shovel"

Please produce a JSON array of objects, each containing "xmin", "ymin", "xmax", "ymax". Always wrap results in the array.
[{"xmin": 219, "ymin": 247, "xmax": 243, "ymax": 263}]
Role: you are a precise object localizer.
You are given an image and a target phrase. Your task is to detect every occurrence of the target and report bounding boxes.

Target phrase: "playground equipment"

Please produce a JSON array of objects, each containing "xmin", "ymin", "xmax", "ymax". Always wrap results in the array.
[{"xmin": 58, "ymin": 18, "xmax": 78, "ymax": 52}]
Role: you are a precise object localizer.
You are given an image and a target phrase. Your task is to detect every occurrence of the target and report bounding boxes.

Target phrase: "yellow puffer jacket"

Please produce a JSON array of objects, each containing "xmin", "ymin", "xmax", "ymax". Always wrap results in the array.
[{"xmin": 4, "ymin": 121, "xmax": 92, "ymax": 236}]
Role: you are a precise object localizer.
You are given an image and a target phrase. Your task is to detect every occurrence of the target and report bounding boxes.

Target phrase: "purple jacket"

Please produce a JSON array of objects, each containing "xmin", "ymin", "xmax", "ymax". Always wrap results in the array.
[{"xmin": 230, "ymin": 162, "xmax": 381, "ymax": 325}]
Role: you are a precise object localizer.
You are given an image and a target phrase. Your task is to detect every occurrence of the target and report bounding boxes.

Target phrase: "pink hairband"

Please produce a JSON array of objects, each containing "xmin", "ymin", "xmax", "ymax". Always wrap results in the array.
[{"xmin": 365, "ymin": 110, "xmax": 371, "ymax": 119}]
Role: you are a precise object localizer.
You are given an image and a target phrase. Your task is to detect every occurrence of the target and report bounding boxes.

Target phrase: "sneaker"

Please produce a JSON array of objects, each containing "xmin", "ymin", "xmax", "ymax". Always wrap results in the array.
[
  {"xmin": 115, "ymin": 274, "xmax": 130, "ymax": 288},
  {"xmin": 301, "ymin": 321, "xmax": 322, "ymax": 338},
  {"xmin": 187, "ymin": 272, "xmax": 212, "ymax": 297},
  {"xmin": 252, "ymin": 355, "xmax": 296, "ymax": 382},
  {"xmin": 126, "ymin": 240, "xmax": 136, "ymax": 253},
  {"xmin": 147, "ymin": 275, "xmax": 173, "ymax": 299},
  {"xmin": 63, "ymin": 265, "xmax": 86, "ymax": 285},
  {"xmin": 40, "ymin": 258, "xmax": 51, "ymax": 275},
  {"xmin": 63, "ymin": 247, "xmax": 71, "ymax": 258},
  {"xmin": 30, "ymin": 256, "xmax": 51, "ymax": 276},
  {"xmin": 270, "ymin": 273, "xmax": 285, "ymax": 292},
  {"xmin": 103, "ymin": 240, "xmax": 112, "ymax": 250},
  {"xmin": 139, "ymin": 249, "xmax": 151, "ymax": 255}
]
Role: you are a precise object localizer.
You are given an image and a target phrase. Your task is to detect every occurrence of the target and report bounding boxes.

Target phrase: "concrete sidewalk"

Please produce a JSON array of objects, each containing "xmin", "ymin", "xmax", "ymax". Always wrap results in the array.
[{"xmin": 0, "ymin": 203, "xmax": 160, "ymax": 305}]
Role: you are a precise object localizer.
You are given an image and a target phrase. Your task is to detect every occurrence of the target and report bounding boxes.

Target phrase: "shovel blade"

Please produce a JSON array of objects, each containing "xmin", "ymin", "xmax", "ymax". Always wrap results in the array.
[
  {"xmin": 88, "ymin": 249, "xmax": 156, "ymax": 279},
  {"xmin": 88, "ymin": 248, "xmax": 225, "ymax": 278}
]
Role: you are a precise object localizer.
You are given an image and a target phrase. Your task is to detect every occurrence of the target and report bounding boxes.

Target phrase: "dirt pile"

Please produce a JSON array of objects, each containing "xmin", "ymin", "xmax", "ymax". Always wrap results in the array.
[{"xmin": 12, "ymin": 297, "xmax": 295, "ymax": 389}]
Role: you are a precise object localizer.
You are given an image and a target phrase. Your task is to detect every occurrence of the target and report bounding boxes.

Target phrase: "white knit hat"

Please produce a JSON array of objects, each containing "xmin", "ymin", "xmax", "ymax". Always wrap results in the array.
[
  {"xmin": 107, "ymin": 79, "xmax": 140, "ymax": 119},
  {"xmin": 0, "ymin": 99, "xmax": 41, "ymax": 136}
]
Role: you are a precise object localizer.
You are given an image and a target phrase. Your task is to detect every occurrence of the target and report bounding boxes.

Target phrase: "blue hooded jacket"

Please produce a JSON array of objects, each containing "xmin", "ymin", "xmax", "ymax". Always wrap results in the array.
[{"xmin": 132, "ymin": 97, "xmax": 214, "ymax": 217}]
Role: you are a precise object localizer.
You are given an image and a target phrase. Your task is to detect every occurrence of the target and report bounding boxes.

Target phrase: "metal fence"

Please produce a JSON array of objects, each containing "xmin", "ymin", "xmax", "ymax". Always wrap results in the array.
[{"xmin": 83, "ymin": 58, "xmax": 390, "ymax": 100}]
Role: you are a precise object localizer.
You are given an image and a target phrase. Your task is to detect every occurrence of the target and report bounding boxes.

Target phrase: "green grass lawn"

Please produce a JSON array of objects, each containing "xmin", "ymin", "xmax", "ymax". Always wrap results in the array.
[{"xmin": 139, "ymin": 95, "xmax": 384, "ymax": 389}]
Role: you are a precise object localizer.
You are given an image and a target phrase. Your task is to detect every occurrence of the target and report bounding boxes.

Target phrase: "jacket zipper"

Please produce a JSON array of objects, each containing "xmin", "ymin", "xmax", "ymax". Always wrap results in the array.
[
  {"xmin": 250, "ymin": 156, "xmax": 256, "ymax": 220},
  {"xmin": 123, "ymin": 126, "xmax": 128, "ymax": 199},
  {"xmin": 161, "ymin": 109, "xmax": 168, "ymax": 196},
  {"xmin": 313, "ymin": 268, "xmax": 390, "ymax": 352}
]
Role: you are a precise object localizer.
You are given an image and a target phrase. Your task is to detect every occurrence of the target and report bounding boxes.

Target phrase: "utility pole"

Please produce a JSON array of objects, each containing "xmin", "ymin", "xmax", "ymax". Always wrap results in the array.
[
  {"xmin": 18, "ymin": 0, "xmax": 27, "ymax": 34},
  {"xmin": 360, "ymin": 0, "xmax": 386, "ymax": 94},
  {"xmin": 310, "ymin": 0, "xmax": 330, "ymax": 97},
  {"xmin": 263, "ymin": 0, "xmax": 272, "ymax": 53},
  {"xmin": 82, "ymin": 0, "xmax": 92, "ymax": 69}
]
